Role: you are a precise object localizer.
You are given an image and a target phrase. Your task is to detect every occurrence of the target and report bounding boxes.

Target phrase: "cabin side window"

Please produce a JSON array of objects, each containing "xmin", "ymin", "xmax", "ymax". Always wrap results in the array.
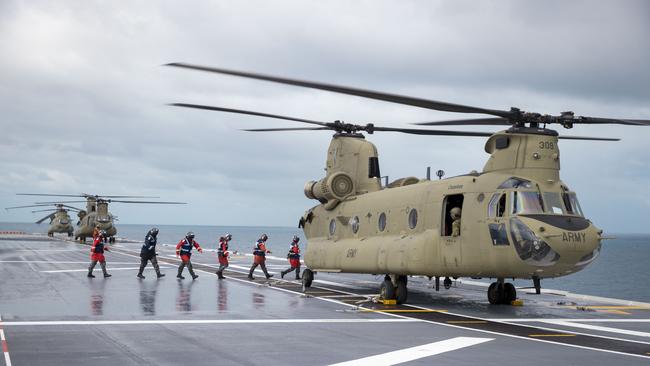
[
  {"xmin": 442, "ymin": 194, "xmax": 464, "ymax": 236},
  {"xmin": 378, "ymin": 212, "xmax": 387, "ymax": 232},
  {"xmin": 408, "ymin": 209, "xmax": 418, "ymax": 229}
]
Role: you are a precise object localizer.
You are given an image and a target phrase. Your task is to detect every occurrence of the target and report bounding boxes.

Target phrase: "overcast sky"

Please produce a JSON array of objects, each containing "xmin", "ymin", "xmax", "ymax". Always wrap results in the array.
[{"xmin": 1, "ymin": 0, "xmax": 648, "ymax": 233}]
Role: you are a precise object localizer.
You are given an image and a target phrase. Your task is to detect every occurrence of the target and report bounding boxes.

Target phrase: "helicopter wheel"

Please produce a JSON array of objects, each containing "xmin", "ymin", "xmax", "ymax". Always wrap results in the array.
[
  {"xmin": 301, "ymin": 269, "xmax": 314, "ymax": 292},
  {"xmin": 443, "ymin": 277, "xmax": 452, "ymax": 290},
  {"xmin": 395, "ymin": 275, "xmax": 408, "ymax": 304},
  {"xmin": 380, "ymin": 277, "xmax": 396, "ymax": 301},
  {"xmin": 68, "ymin": 232, "xmax": 73, "ymax": 237},
  {"xmin": 504, "ymin": 283, "xmax": 517, "ymax": 303},
  {"xmin": 487, "ymin": 282, "xmax": 504, "ymax": 305}
]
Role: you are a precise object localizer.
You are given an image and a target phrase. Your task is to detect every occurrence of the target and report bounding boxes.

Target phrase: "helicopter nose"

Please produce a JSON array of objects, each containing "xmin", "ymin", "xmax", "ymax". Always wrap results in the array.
[{"xmin": 515, "ymin": 215, "xmax": 601, "ymax": 266}]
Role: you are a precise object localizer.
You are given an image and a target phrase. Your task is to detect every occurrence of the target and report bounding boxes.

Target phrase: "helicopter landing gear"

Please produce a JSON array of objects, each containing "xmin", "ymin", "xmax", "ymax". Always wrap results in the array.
[
  {"xmin": 379, "ymin": 275, "xmax": 408, "ymax": 304},
  {"xmin": 68, "ymin": 232, "xmax": 73, "ymax": 237},
  {"xmin": 395, "ymin": 275, "xmax": 408, "ymax": 304},
  {"xmin": 108, "ymin": 237, "xmax": 115, "ymax": 244},
  {"xmin": 487, "ymin": 279, "xmax": 517, "ymax": 305},
  {"xmin": 79, "ymin": 236, "xmax": 86, "ymax": 244},
  {"xmin": 532, "ymin": 275, "xmax": 541, "ymax": 294},
  {"xmin": 48, "ymin": 232, "xmax": 53, "ymax": 237},
  {"xmin": 380, "ymin": 276, "xmax": 396, "ymax": 301},
  {"xmin": 301, "ymin": 268, "xmax": 314, "ymax": 292},
  {"xmin": 443, "ymin": 276, "xmax": 452, "ymax": 289}
]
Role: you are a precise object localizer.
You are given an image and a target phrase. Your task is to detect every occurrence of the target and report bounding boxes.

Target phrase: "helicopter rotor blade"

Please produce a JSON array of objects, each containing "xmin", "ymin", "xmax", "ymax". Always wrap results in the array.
[
  {"xmin": 36, "ymin": 213, "xmax": 55, "ymax": 224},
  {"xmin": 166, "ymin": 63, "xmax": 512, "ymax": 118},
  {"xmin": 414, "ymin": 118, "xmax": 512, "ymax": 126},
  {"xmin": 34, "ymin": 201, "xmax": 88, "ymax": 204},
  {"xmin": 17, "ymin": 193, "xmax": 84, "ymax": 198},
  {"xmin": 106, "ymin": 200, "xmax": 187, "ymax": 204},
  {"xmin": 372, "ymin": 126, "xmax": 493, "ymax": 137},
  {"xmin": 243, "ymin": 127, "xmax": 332, "ymax": 132},
  {"xmin": 31, "ymin": 209, "xmax": 58, "ymax": 213},
  {"xmin": 170, "ymin": 103, "xmax": 329, "ymax": 127},
  {"xmin": 5, "ymin": 204, "xmax": 55, "ymax": 210}
]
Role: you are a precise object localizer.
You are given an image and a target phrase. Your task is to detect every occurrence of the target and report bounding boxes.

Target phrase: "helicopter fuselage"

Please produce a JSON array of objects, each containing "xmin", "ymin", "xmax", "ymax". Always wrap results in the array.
[{"xmin": 302, "ymin": 172, "xmax": 601, "ymax": 280}]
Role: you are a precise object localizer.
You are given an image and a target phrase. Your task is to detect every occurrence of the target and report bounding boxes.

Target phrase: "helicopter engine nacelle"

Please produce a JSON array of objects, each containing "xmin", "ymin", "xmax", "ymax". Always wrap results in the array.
[{"xmin": 304, "ymin": 172, "xmax": 355, "ymax": 203}]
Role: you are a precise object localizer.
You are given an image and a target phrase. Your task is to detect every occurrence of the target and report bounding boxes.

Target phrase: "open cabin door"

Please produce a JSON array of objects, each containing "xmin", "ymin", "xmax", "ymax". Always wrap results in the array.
[{"xmin": 441, "ymin": 194, "xmax": 464, "ymax": 269}]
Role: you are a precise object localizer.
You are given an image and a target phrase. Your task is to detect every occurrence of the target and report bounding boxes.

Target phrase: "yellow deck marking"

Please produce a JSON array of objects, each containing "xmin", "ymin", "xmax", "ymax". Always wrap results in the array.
[
  {"xmin": 360, "ymin": 309, "xmax": 448, "ymax": 313},
  {"xmin": 598, "ymin": 309, "xmax": 631, "ymax": 315},
  {"xmin": 529, "ymin": 334, "xmax": 576, "ymax": 337},
  {"xmin": 306, "ymin": 291, "xmax": 335, "ymax": 295},
  {"xmin": 446, "ymin": 320, "xmax": 488, "ymax": 324}
]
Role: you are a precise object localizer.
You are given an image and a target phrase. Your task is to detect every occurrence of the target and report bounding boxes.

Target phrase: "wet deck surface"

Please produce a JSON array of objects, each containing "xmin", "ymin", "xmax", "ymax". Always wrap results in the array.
[{"xmin": 1, "ymin": 234, "xmax": 650, "ymax": 365}]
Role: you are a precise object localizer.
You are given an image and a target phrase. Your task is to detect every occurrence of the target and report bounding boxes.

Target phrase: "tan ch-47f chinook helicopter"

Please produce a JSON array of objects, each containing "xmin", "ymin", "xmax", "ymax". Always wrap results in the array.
[
  {"xmin": 5, "ymin": 203, "xmax": 83, "ymax": 237},
  {"xmin": 16, "ymin": 193, "xmax": 186, "ymax": 243},
  {"xmin": 167, "ymin": 62, "xmax": 650, "ymax": 305}
]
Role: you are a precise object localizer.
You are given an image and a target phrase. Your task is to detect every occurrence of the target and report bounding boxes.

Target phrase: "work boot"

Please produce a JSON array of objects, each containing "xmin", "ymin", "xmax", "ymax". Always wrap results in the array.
[
  {"xmin": 177, "ymin": 274, "xmax": 185, "ymax": 280},
  {"xmin": 104, "ymin": 273, "xmax": 112, "ymax": 278},
  {"xmin": 295, "ymin": 274, "xmax": 301, "ymax": 280},
  {"xmin": 137, "ymin": 273, "xmax": 145, "ymax": 279},
  {"xmin": 157, "ymin": 273, "xmax": 165, "ymax": 279},
  {"xmin": 192, "ymin": 274, "xmax": 199, "ymax": 280},
  {"xmin": 266, "ymin": 274, "xmax": 274, "ymax": 279},
  {"xmin": 177, "ymin": 265, "xmax": 185, "ymax": 279},
  {"xmin": 247, "ymin": 275, "xmax": 255, "ymax": 280},
  {"xmin": 280, "ymin": 270, "xmax": 286, "ymax": 279},
  {"xmin": 87, "ymin": 272, "xmax": 95, "ymax": 278}
]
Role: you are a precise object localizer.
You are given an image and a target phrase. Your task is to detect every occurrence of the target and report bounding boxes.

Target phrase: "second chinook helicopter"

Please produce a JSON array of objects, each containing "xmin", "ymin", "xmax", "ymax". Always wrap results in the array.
[
  {"xmin": 167, "ymin": 62, "xmax": 649, "ymax": 305},
  {"xmin": 5, "ymin": 203, "xmax": 83, "ymax": 237},
  {"xmin": 17, "ymin": 193, "xmax": 186, "ymax": 243}
]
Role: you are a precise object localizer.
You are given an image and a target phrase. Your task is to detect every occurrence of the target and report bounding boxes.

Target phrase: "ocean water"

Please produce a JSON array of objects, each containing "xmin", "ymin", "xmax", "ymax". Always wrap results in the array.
[{"xmin": 2, "ymin": 222, "xmax": 650, "ymax": 302}]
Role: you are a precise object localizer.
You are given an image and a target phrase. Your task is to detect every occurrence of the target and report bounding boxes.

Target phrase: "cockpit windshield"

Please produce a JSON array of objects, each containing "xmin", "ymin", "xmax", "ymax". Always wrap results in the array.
[
  {"xmin": 562, "ymin": 192, "xmax": 584, "ymax": 216},
  {"xmin": 511, "ymin": 191, "xmax": 544, "ymax": 214}
]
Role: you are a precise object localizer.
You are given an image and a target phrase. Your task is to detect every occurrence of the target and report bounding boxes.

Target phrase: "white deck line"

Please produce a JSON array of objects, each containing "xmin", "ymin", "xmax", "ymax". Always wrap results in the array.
[
  {"xmin": 2, "ymin": 318, "xmax": 418, "ymax": 326},
  {"xmin": 328, "ymin": 337, "xmax": 493, "ymax": 366},
  {"xmin": 541, "ymin": 320, "xmax": 650, "ymax": 338}
]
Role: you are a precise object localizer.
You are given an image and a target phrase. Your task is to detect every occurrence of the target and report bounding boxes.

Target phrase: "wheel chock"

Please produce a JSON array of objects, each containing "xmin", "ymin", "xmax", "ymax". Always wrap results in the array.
[
  {"xmin": 381, "ymin": 299, "xmax": 397, "ymax": 305},
  {"xmin": 510, "ymin": 299, "xmax": 524, "ymax": 306}
]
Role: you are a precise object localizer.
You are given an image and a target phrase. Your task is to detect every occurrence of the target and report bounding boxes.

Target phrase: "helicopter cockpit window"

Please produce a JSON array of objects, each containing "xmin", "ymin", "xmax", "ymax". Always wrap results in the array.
[
  {"xmin": 510, "ymin": 191, "xmax": 544, "ymax": 215},
  {"xmin": 498, "ymin": 177, "xmax": 533, "ymax": 190},
  {"xmin": 542, "ymin": 192, "xmax": 565, "ymax": 215},
  {"xmin": 488, "ymin": 193, "xmax": 506, "ymax": 218},
  {"xmin": 562, "ymin": 192, "xmax": 584, "ymax": 216}
]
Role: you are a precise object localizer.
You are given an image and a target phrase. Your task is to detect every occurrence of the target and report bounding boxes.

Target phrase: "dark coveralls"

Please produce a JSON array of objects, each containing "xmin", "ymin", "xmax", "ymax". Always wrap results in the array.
[
  {"xmin": 248, "ymin": 240, "xmax": 273, "ymax": 279},
  {"xmin": 216, "ymin": 238, "xmax": 229, "ymax": 279},
  {"xmin": 138, "ymin": 231, "xmax": 164, "ymax": 278},
  {"xmin": 280, "ymin": 243, "xmax": 301, "ymax": 280},
  {"xmin": 176, "ymin": 238, "xmax": 202, "ymax": 279},
  {"xmin": 88, "ymin": 236, "xmax": 111, "ymax": 278}
]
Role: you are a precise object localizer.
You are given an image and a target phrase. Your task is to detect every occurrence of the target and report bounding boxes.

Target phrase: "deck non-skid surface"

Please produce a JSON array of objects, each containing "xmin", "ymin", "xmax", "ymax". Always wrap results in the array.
[{"xmin": 1, "ymin": 235, "xmax": 650, "ymax": 365}]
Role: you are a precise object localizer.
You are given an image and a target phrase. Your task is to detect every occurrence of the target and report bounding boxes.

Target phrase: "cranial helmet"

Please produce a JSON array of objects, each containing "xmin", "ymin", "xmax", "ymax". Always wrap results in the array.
[
  {"xmin": 225, "ymin": 233, "xmax": 232, "ymax": 241},
  {"xmin": 292, "ymin": 235, "xmax": 300, "ymax": 243},
  {"xmin": 100, "ymin": 230, "xmax": 108, "ymax": 237},
  {"xmin": 259, "ymin": 233, "xmax": 268, "ymax": 242},
  {"xmin": 450, "ymin": 207, "xmax": 462, "ymax": 220},
  {"xmin": 150, "ymin": 227, "xmax": 159, "ymax": 236},
  {"xmin": 186, "ymin": 231, "xmax": 195, "ymax": 240}
]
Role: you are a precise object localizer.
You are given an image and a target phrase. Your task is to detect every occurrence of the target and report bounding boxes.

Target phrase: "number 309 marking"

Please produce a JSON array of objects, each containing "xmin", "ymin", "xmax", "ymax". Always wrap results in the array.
[{"xmin": 539, "ymin": 141, "xmax": 554, "ymax": 149}]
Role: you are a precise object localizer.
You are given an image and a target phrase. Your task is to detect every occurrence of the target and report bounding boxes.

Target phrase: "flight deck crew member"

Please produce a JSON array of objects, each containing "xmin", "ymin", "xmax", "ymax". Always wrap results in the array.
[
  {"xmin": 92, "ymin": 225, "xmax": 100, "ymax": 240},
  {"xmin": 248, "ymin": 233, "xmax": 273, "ymax": 280},
  {"xmin": 137, "ymin": 227, "xmax": 165, "ymax": 279},
  {"xmin": 280, "ymin": 235, "xmax": 301, "ymax": 280},
  {"xmin": 216, "ymin": 233, "xmax": 232, "ymax": 279},
  {"xmin": 176, "ymin": 232, "xmax": 203, "ymax": 280},
  {"xmin": 88, "ymin": 230, "xmax": 111, "ymax": 278}
]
